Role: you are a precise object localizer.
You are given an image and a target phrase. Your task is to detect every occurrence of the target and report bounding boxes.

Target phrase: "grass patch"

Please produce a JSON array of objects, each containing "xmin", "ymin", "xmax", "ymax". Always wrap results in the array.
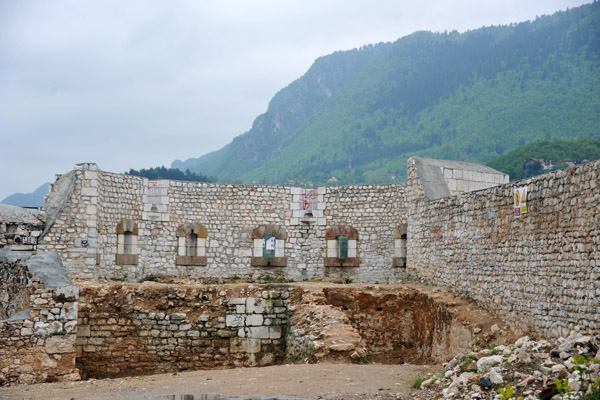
[{"xmin": 412, "ymin": 376, "xmax": 425, "ymax": 388}]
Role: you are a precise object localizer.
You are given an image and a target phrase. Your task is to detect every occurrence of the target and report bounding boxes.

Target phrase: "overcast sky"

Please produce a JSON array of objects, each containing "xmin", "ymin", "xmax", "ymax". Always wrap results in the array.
[{"xmin": 0, "ymin": 0, "xmax": 590, "ymax": 201}]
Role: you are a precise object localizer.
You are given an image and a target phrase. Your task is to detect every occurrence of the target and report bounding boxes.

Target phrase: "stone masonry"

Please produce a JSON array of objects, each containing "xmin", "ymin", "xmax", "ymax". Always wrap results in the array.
[
  {"xmin": 0, "ymin": 250, "xmax": 79, "ymax": 385},
  {"xmin": 406, "ymin": 158, "xmax": 600, "ymax": 338},
  {"xmin": 76, "ymin": 283, "xmax": 291, "ymax": 378},
  {"xmin": 0, "ymin": 204, "xmax": 44, "ymax": 251},
  {"xmin": 15, "ymin": 156, "xmax": 599, "ymax": 340},
  {"xmin": 39, "ymin": 163, "xmax": 406, "ymax": 284}
]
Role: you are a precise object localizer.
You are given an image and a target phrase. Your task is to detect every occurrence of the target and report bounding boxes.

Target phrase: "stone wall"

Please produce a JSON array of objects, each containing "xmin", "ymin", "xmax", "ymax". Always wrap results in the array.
[
  {"xmin": 0, "ymin": 204, "xmax": 44, "ymax": 251},
  {"xmin": 0, "ymin": 271, "xmax": 78, "ymax": 385},
  {"xmin": 407, "ymin": 159, "xmax": 600, "ymax": 337},
  {"xmin": 0, "ymin": 250, "xmax": 80, "ymax": 386},
  {"xmin": 39, "ymin": 163, "xmax": 406, "ymax": 283},
  {"xmin": 34, "ymin": 158, "xmax": 600, "ymax": 337},
  {"xmin": 76, "ymin": 283, "xmax": 292, "ymax": 378}
]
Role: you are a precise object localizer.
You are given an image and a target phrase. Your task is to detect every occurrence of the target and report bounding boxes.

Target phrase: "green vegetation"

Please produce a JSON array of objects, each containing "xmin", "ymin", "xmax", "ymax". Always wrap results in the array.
[
  {"xmin": 555, "ymin": 356, "xmax": 600, "ymax": 399},
  {"xmin": 175, "ymin": 3, "xmax": 600, "ymax": 186},
  {"xmin": 127, "ymin": 166, "xmax": 213, "ymax": 183},
  {"xmin": 412, "ymin": 376, "xmax": 425, "ymax": 388},
  {"xmin": 499, "ymin": 384, "xmax": 523, "ymax": 400},
  {"xmin": 487, "ymin": 138, "xmax": 600, "ymax": 180}
]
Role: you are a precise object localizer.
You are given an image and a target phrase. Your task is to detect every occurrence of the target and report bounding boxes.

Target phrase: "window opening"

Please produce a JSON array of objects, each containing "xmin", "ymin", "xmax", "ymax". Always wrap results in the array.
[
  {"xmin": 263, "ymin": 235, "xmax": 275, "ymax": 258},
  {"xmin": 187, "ymin": 232, "xmax": 197, "ymax": 256},
  {"xmin": 338, "ymin": 235, "xmax": 348, "ymax": 259},
  {"xmin": 401, "ymin": 234, "xmax": 407, "ymax": 258},
  {"xmin": 123, "ymin": 231, "xmax": 133, "ymax": 254}
]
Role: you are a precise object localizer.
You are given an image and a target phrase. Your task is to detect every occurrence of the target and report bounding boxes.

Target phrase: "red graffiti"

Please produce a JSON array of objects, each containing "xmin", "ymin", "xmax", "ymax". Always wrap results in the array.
[
  {"xmin": 302, "ymin": 189, "xmax": 317, "ymax": 210},
  {"xmin": 433, "ymin": 227, "xmax": 453, "ymax": 244},
  {"xmin": 334, "ymin": 226, "xmax": 350, "ymax": 237}
]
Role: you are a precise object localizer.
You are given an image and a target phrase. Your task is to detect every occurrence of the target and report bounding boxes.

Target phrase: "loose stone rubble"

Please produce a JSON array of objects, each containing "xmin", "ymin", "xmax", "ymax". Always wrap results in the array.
[{"xmin": 413, "ymin": 333, "xmax": 600, "ymax": 400}]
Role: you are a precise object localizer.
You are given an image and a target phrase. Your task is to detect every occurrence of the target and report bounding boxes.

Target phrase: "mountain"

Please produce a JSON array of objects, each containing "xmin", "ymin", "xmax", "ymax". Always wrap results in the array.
[
  {"xmin": 174, "ymin": 2, "xmax": 600, "ymax": 185},
  {"xmin": 487, "ymin": 137, "xmax": 600, "ymax": 180},
  {"xmin": 1, "ymin": 182, "xmax": 50, "ymax": 208}
]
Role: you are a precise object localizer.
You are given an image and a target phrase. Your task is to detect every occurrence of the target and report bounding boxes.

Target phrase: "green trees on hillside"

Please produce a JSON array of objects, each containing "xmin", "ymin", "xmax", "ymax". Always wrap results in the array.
[
  {"xmin": 178, "ymin": 2, "xmax": 600, "ymax": 186},
  {"xmin": 126, "ymin": 167, "xmax": 213, "ymax": 182},
  {"xmin": 487, "ymin": 138, "xmax": 600, "ymax": 180}
]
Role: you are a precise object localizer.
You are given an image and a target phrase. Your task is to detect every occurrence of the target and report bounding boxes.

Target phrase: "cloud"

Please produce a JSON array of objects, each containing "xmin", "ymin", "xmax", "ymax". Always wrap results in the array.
[{"xmin": 0, "ymin": 0, "xmax": 589, "ymax": 200}]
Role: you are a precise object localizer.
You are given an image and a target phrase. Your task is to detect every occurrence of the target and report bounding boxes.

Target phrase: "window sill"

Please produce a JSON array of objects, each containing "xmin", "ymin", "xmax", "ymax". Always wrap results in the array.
[
  {"xmin": 325, "ymin": 257, "xmax": 359, "ymax": 267},
  {"xmin": 176, "ymin": 256, "xmax": 207, "ymax": 266},
  {"xmin": 251, "ymin": 257, "xmax": 287, "ymax": 267},
  {"xmin": 116, "ymin": 254, "xmax": 138, "ymax": 265}
]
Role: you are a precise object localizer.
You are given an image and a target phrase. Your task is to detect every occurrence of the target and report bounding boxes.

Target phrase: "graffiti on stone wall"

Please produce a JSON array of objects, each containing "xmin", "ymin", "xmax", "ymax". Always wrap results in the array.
[
  {"xmin": 333, "ymin": 226, "xmax": 350, "ymax": 237},
  {"xmin": 302, "ymin": 189, "xmax": 317, "ymax": 211},
  {"xmin": 433, "ymin": 227, "xmax": 454, "ymax": 244}
]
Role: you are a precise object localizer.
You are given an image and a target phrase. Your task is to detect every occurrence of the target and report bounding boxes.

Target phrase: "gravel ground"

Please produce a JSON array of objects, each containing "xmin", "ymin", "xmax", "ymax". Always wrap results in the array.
[{"xmin": 0, "ymin": 363, "xmax": 441, "ymax": 400}]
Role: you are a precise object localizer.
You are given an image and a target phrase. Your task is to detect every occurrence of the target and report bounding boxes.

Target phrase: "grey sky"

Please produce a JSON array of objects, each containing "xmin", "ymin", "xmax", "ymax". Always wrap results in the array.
[{"xmin": 0, "ymin": 0, "xmax": 590, "ymax": 201}]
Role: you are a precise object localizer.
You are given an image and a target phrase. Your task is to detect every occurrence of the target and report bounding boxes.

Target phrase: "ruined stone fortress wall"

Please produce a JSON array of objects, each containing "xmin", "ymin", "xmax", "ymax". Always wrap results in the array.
[
  {"xmin": 39, "ymin": 163, "xmax": 406, "ymax": 284},
  {"xmin": 35, "ymin": 158, "xmax": 600, "ymax": 338},
  {"xmin": 406, "ymin": 159, "xmax": 600, "ymax": 338}
]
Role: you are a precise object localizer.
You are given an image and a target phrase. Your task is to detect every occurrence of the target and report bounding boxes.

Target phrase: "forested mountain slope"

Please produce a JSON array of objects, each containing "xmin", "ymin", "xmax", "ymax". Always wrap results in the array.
[
  {"xmin": 487, "ymin": 137, "xmax": 600, "ymax": 180},
  {"xmin": 173, "ymin": 2, "xmax": 600, "ymax": 185}
]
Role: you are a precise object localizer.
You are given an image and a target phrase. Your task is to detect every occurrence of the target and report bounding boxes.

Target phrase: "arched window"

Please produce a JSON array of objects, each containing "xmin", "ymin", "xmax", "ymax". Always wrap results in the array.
[
  {"xmin": 116, "ymin": 219, "xmax": 138, "ymax": 265},
  {"xmin": 393, "ymin": 224, "xmax": 408, "ymax": 267},
  {"xmin": 325, "ymin": 226, "xmax": 358, "ymax": 267},
  {"xmin": 176, "ymin": 224, "xmax": 207, "ymax": 266},
  {"xmin": 251, "ymin": 225, "xmax": 287, "ymax": 267}
]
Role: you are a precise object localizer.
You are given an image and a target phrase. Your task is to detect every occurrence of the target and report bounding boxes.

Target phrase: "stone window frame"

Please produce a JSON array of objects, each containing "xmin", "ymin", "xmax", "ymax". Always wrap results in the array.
[
  {"xmin": 251, "ymin": 225, "xmax": 287, "ymax": 267},
  {"xmin": 116, "ymin": 219, "xmax": 139, "ymax": 265},
  {"xmin": 325, "ymin": 226, "xmax": 359, "ymax": 267},
  {"xmin": 393, "ymin": 224, "xmax": 407, "ymax": 267},
  {"xmin": 176, "ymin": 223, "xmax": 208, "ymax": 266}
]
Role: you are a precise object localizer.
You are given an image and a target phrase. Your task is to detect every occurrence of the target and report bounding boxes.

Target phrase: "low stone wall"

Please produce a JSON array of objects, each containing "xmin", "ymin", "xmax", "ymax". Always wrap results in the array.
[
  {"xmin": 76, "ymin": 283, "xmax": 292, "ymax": 378},
  {"xmin": 0, "ymin": 204, "xmax": 44, "ymax": 251},
  {"xmin": 0, "ymin": 250, "xmax": 80, "ymax": 386},
  {"xmin": 407, "ymin": 160, "xmax": 600, "ymax": 337},
  {"xmin": 0, "ymin": 284, "xmax": 79, "ymax": 385}
]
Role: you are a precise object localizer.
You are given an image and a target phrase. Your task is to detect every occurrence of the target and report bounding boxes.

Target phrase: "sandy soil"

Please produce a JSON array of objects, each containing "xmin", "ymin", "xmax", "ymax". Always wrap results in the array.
[{"xmin": 0, "ymin": 363, "xmax": 441, "ymax": 400}]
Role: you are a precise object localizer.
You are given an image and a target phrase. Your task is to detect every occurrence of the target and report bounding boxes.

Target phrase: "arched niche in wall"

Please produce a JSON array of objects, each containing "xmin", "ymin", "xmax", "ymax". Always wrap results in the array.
[
  {"xmin": 393, "ymin": 224, "xmax": 407, "ymax": 268},
  {"xmin": 251, "ymin": 225, "xmax": 287, "ymax": 267},
  {"xmin": 325, "ymin": 226, "xmax": 359, "ymax": 267},
  {"xmin": 116, "ymin": 219, "xmax": 139, "ymax": 265},
  {"xmin": 176, "ymin": 223, "xmax": 208, "ymax": 266}
]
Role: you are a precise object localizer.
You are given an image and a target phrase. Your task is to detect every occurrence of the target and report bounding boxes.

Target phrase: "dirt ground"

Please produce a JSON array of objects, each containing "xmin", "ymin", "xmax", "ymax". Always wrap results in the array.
[{"xmin": 0, "ymin": 363, "xmax": 441, "ymax": 400}]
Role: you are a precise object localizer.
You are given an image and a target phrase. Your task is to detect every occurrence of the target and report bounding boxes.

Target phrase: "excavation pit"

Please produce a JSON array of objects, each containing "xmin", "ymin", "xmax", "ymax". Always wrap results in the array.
[{"xmin": 75, "ymin": 282, "xmax": 510, "ymax": 379}]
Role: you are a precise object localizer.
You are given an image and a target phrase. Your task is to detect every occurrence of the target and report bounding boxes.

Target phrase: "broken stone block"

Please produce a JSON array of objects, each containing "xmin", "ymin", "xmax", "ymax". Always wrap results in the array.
[
  {"xmin": 476, "ymin": 355, "xmax": 502, "ymax": 373},
  {"xmin": 45, "ymin": 335, "xmax": 76, "ymax": 354},
  {"xmin": 230, "ymin": 338, "xmax": 261, "ymax": 354},
  {"xmin": 53, "ymin": 286, "xmax": 79, "ymax": 302}
]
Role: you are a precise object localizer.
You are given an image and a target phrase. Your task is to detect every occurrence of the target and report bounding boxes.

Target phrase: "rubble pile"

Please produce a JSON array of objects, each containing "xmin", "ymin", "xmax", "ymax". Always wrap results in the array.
[{"xmin": 413, "ymin": 332, "xmax": 600, "ymax": 399}]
